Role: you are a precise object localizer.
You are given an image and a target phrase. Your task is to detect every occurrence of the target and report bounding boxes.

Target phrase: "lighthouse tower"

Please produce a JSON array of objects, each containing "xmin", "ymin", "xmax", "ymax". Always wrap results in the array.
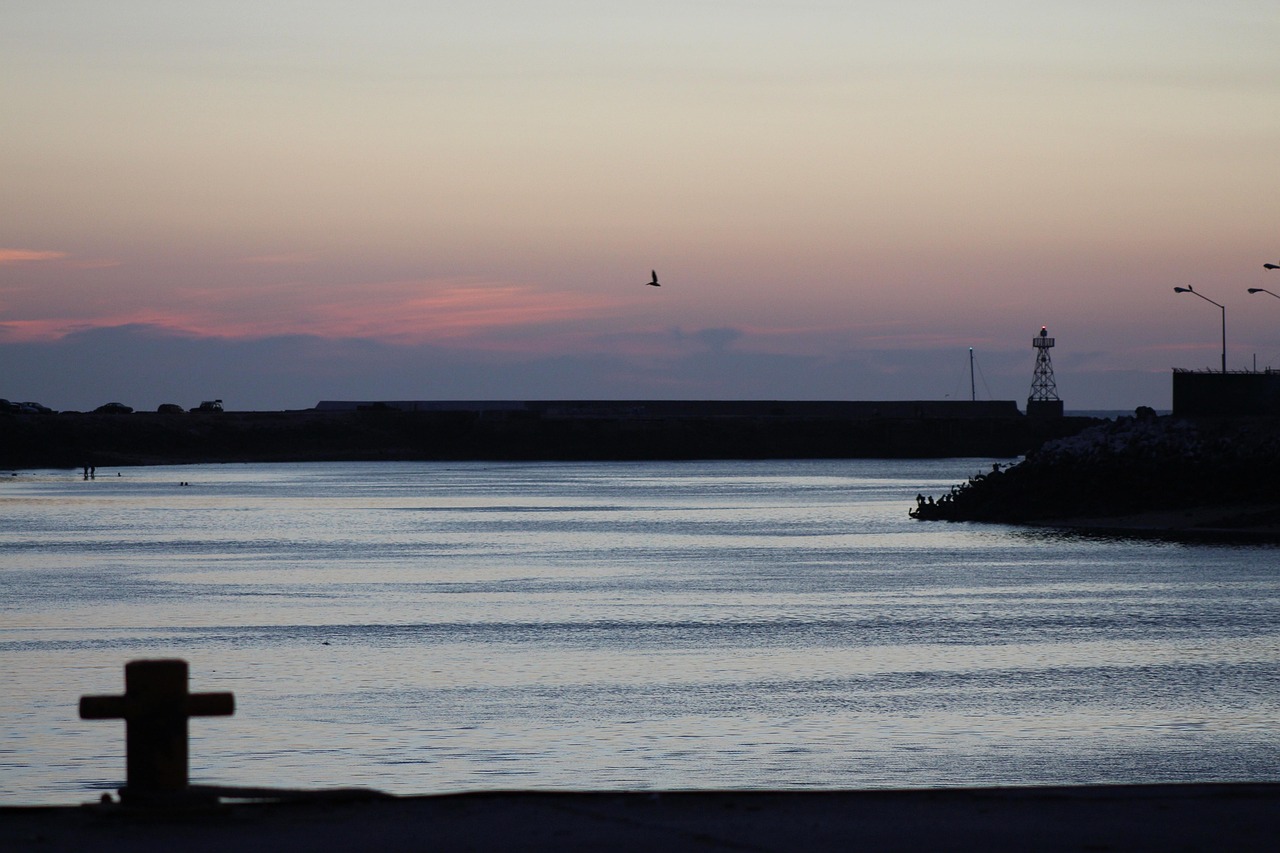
[{"xmin": 1027, "ymin": 326, "xmax": 1064, "ymax": 418}]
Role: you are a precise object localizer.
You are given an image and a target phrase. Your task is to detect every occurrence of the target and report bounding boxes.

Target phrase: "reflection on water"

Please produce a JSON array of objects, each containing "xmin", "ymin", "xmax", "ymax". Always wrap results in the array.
[{"xmin": 2, "ymin": 459, "xmax": 1278, "ymax": 803}]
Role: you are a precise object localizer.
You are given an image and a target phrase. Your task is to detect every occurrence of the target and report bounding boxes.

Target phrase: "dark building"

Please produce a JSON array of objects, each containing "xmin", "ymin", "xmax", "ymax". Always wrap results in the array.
[{"xmin": 1172, "ymin": 369, "xmax": 1280, "ymax": 417}]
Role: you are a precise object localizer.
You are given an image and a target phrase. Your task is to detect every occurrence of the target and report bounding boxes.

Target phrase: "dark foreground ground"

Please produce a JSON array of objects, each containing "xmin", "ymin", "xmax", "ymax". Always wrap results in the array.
[{"xmin": 4, "ymin": 784, "xmax": 1278, "ymax": 852}]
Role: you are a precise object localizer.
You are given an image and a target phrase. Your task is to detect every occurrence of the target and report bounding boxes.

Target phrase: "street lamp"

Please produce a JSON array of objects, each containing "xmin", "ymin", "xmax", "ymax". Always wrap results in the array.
[
  {"xmin": 1173, "ymin": 285, "xmax": 1226, "ymax": 373},
  {"xmin": 1248, "ymin": 287, "xmax": 1280, "ymax": 299},
  {"xmin": 1264, "ymin": 263, "xmax": 1279, "ymax": 270}
]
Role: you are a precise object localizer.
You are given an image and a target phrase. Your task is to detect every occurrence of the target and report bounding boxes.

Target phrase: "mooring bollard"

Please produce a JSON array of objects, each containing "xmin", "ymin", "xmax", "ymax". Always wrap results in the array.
[{"xmin": 80, "ymin": 659, "xmax": 234, "ymax": 804}]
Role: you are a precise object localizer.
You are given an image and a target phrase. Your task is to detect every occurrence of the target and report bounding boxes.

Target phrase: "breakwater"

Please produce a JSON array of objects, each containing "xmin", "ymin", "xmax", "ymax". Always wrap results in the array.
[
  {"xmin": 0, "ymin": 407, "xmax": 1099, "ymax": 469},
  {"xmin": 911, "ymin": 413, "xmax": 1280, "ymax": 535}
]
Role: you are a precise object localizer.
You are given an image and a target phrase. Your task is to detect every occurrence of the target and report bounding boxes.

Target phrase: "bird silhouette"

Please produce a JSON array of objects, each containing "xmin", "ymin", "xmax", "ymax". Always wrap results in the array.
[{"xmin": 646, "ymin": 270, "xmax": 661, "ymax": 287}]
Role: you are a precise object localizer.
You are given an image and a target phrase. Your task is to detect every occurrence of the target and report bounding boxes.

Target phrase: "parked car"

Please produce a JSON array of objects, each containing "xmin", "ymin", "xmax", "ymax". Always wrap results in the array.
[
  {"xmin": 195, "ymin": 399, "xmax": 224, "ymax": 412},
  {"xmin": 157, "ymin": 403, "xmax": 185, "ymax": 414},
  {"xmin": 0, "ymin": 398, "xmax": 19, "ymax": 413},
  {"xmin": 94, "ymin": 402, "xmax": 133, "ymax": 414},
  {"xmin": 20, "ymin": 401, "xmax": 54, "ymax": 413}
]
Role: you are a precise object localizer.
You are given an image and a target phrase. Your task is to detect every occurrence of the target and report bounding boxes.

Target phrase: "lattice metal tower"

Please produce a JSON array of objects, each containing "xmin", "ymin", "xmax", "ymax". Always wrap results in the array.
[{"xmin": 1027, "ymin": 326, "xmax": 1063, "ymax": 417}]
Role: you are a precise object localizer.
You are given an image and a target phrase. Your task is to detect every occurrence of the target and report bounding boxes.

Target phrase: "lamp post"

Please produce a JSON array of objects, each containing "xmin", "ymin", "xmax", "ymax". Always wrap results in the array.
[
  {"xmin": 1249, "ymin": 282, "xmax": 1280, "ymax": 373},
  {"xmin": 1251, "ymin": 263, "xmax": 1279, "ymax": 299},
  {"xmin": 1173, "ymin": 285, "xmax": 1226, "ymax": 373}
]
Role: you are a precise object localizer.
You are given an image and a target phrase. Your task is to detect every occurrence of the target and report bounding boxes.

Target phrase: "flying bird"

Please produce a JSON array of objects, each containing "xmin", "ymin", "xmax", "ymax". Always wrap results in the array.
[{"xmin": 646, "ymin": 270, "xmax": 661, "ymax": 287}]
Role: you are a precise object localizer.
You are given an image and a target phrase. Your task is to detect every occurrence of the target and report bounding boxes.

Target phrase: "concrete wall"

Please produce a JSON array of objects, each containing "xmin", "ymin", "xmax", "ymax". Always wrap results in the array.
[
  {"xmin": 1026, "ymin": 400, "xmax": 1064, "ymax": 418},
  {"xmin": 315, "ymin": 400, "xmax": 1023, "ymax": 419}
]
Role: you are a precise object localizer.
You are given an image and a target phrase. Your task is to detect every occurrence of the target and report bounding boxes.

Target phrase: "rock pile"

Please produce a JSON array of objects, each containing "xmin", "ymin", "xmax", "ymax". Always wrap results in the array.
[{"xmin": 911, "ymin": 411, "xmax": 1280, "ymax": 529}]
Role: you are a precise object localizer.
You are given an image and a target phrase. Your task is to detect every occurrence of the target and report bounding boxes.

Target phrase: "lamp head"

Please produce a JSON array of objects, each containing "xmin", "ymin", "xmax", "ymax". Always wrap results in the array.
[
  {"xmin": 1249, "ymin": 288, "xmax": 1264, "ymax": 294},
  {"xmin": 1173, "ymin": 286, "xmax": 1192, "ymax": 293},
  {"xmin": 1265, "ymin": 263, "xmax": 1279, "ymax": 270}
]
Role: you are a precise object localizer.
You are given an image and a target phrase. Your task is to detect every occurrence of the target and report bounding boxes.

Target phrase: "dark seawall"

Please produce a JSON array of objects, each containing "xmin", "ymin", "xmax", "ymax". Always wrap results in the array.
[{"xmin": 1, "ymin": 407, "xmax": 1100, "ymax": 469}]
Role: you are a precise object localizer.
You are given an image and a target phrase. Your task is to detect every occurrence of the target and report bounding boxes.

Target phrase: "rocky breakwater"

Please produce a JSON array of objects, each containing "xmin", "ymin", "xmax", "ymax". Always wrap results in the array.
[{"xmin": 911, "ymin": 412, "xmax": 1280, "ymax": 539}]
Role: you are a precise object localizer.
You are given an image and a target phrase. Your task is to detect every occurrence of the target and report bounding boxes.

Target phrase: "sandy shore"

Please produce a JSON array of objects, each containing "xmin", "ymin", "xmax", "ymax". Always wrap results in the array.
[{"xmin": 4, "ymin": 784, "xmax": 1279, "ymax": 852}]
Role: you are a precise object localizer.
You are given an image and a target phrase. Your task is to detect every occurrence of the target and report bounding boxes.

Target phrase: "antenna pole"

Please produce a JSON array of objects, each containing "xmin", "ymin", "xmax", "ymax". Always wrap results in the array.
[{"xmin": 969, "ymin": 348, "xmax": 976, "ymax": 402}]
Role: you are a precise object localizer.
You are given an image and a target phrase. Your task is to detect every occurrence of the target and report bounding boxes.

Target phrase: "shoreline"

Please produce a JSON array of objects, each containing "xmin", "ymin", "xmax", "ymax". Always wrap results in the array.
[
  {"xmin": 5, "ymin": 783, "xmax": 1280, "ymax": 852},
  {"xmin": 1004, "ymin": 504, "xmax": 1280, "ymax": 544},
  {"xmin": 1033, "ymin": 504, "xmax": 1280, "ymax": 543}
]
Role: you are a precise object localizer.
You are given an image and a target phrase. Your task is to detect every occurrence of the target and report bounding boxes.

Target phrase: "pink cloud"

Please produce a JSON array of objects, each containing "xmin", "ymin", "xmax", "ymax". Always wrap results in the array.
[
  {"xmin": 189, "ymin": 279, "xmax": 630, "ymax": 342},
  {"xmin": 0, "ymin": 249, "xmax": 68, "ymax": 265},
  {"xmin": 0, "ymin": 278, "xmax": 633, "ymax": 346},
  {"xmin": 1141, "ymin": 341, "xmax": 1228, "ymax": 356}
]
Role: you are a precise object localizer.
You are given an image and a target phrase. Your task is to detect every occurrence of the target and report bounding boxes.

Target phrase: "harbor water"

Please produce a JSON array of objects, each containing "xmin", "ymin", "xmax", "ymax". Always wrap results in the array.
[{"xmin": 2, "ymin": 459, "xmax": 1278, "ymax": 805}]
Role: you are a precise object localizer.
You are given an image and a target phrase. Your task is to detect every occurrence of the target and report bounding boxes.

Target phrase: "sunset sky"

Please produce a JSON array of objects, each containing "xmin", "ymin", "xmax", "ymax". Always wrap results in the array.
[{"xmin": 3, "ymin": 2, "xmax": 1278, "ymax": 412}]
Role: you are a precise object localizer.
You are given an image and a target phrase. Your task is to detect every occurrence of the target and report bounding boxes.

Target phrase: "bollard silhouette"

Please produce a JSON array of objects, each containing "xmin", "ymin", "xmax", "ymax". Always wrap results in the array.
[{"xmin": 80, "ymin": 659, "xmax": 234, "ymax": 803}]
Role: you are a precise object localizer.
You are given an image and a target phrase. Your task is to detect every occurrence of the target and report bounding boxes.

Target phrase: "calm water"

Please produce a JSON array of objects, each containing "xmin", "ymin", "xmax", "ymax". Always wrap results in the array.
[{"xmin": 2, "ymin": 459, "xmax": 1278, "ymax": 805}]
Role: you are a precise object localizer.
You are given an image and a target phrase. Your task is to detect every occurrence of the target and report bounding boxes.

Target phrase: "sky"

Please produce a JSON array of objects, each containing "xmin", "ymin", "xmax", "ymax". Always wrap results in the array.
[{"xmin": 3, "ymin": 1, "xmax": 1279, "ymax": 412}]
